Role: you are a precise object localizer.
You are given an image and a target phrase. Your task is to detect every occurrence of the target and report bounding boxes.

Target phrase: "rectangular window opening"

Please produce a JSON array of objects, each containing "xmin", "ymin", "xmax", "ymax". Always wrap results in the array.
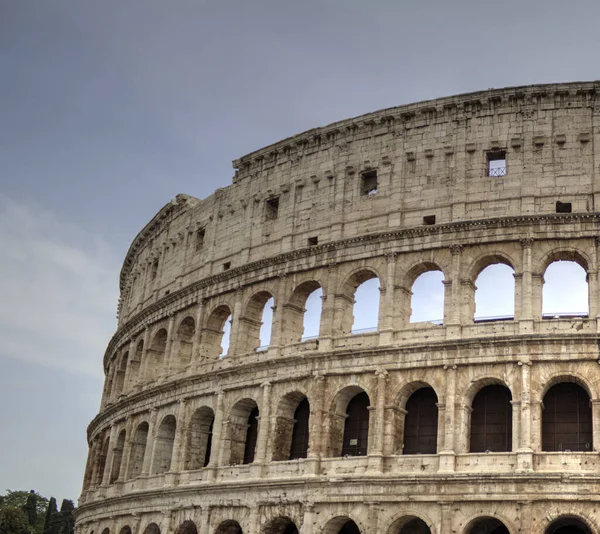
[
  {"xmin": 361, "ymin": 170, "xmax": 378, "ymax": 196},
  {"xmin": 151, "ymin": 260, "xmax": 158, "ymax": 280},
  {"xmin": 423, "ymin": 215, "xmax": 436, "ymax": 225},
  {"xmin": 195, "ymin": 228, "xmax": 205, "ymax": 250},
  {"xmin": 223, "ymin": 262, "xmax": 231, "ymax": 271},
  {"xmin": 265, "ymin": 196, "xmax": 280, "ymax": 220},
  {"xmin": 307, "ymin": 236, "xmax": 318, "ymax": 246},
  {"xmin": 487, "ymin": 150, "xmax": 506, "ymax": 177},
  {"xmin": 556, "ymin": 201, "xmax": 572, "ymax": 213}
]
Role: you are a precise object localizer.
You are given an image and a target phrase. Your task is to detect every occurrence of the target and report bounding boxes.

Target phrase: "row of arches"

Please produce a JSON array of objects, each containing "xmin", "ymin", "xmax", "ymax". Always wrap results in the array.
[
  {"xmin": 97, "ymin": 514, "xmax": 594, "ymax": 534},
  {"xmin": 85, "ymin": 377, "xmax": 595, "ymax": 490},
  {"xmin": 105, "ymin": 255, "xmax": 590, "ymax": 402}
]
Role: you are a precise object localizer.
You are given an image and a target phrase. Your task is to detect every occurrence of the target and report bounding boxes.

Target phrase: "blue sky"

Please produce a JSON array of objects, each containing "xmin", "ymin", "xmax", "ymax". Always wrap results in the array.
[{"xmin": 1, "ymin": 0, "xmax": 598, "ymax": 502}]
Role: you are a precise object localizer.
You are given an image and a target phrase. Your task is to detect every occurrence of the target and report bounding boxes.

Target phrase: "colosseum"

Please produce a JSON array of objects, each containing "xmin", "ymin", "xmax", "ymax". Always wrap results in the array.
[{"xmin": 76, "ymin": 81, "xmax": 600, "ymax": 534}]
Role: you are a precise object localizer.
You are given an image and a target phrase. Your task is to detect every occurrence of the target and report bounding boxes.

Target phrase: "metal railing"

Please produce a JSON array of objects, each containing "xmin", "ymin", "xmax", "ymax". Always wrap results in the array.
[
  {"xmin": 474, "ymin": 315, "xmax": 514, "ymax": 323},
  {"xmin": 488, "ymin": 166, "xmax": 506, "ymax": 177},
  {"xmin": 542, "ymin": 312, "xmax": 589, "ymax": 319},
  {"xmin": 351, "ymin": 327, "xmax": 378, "ymax": 335},
  {"xmin": 300, "ymin": 335, "xmax": 319, "ymax": 342}
]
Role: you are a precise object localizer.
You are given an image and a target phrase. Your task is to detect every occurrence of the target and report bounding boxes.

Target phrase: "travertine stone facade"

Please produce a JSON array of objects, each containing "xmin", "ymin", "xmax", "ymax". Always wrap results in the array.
[{"xmin": 77, "ymin": 81, "xmax": 600, "ymax": 534}]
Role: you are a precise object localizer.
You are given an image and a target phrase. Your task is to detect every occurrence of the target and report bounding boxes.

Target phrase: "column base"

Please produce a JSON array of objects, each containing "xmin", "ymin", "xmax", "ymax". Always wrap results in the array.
[
  {"xmin": 445, "ymin": 325, "xmax": 462, "ymax": 339},
  {"xmin": 519, "ymin": 319, "xmax": 535, "ymax": 334},
  {"xmin": 378, "ymin": 330, "xmax": 394, "ymax": 346},
  {"xmin": 318, "ymin": 337, "xmax": 333, "ymax": 352},
  {"xmin": 437, "ymin": 450, "xmax": 456, "ymax": 473},
  {"xmin": 303, "ymin": 456, "xmax": 321, "ymax": 476},
  {"xmin": 515, "ymin": 448, "xmax": 534, "ymax": 472},
  {"xmin": 367, "ymin": 453, "xmax": 384, "ymax": 474}
]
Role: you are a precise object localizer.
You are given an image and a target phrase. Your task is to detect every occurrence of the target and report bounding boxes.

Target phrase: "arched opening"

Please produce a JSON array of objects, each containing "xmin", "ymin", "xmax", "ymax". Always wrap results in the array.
[
  {"xmin": 227, "ymin": 399, "xmax": 259, "ymax": 465},
  {"xmin": 410, "ymin": 270, "xmax": 444, "ymax": 324},
  {"xmin": 546, "ymin": 517, "xmax": 592, "ymax": 534},
  {"xmin": 129, "ymin": 340, "xmax": 143, "ymax": 385},
  {"xmin": 338, "ymin": 270, "xmax": 380, "ymax": 335},
  {"xmin": 176, "ymin": 316, "xmax": 196, "ymax": 369},
  {"xmin": 215, "ymin": 520, "xmax": 243, "ymax": 534},
  {"xmin": 109, "ymin": 429, "xmax": 126, "ymax": 483},
  {"xmin": 241, "ymin": 291, "xmax": 275, "ymax": 352},
  {"xmin": 465, "ymin": 517, "xmax": 509, "ymax": 534},
  {"xmin": 470, "ymin": 385, "xmax": 512, "ymax": 452},
  {"xmin": 542, "ymin": 382, "xmax": 592, "ymax": 452},
  {"xmin": 284, "ymin": 281, "xmax": 322, "ymax": 343},
  {"xmin": 147, "ymin": 329, "xmax": 168, "ymax": 380},
  {"xmin": 339, "ymin": 391, "xmax": 370, "ymax": 457},
  {"xmin": 272, "ymin": 393, "xmax": 310, "ymax": 461},
  {"xmin": 113, "ymin": 351, "xmax": 129, "ymax": 397},
  {"xmin": 175, "ymin": 521, "xmax": 198, "ymax": 534},
  {"xmin": 94, "ymin": 437, "xmax": 110, "ymax": 486},
  {"xmin": 102, "ymin": 528, "xmax": 110, "ymax": 534},
  {"xmin": 202, "ymin": 305, "xmax": 232, "ymax": 360},
  {"xmin": 185, "ymin": 407, "xmax": 215, "ymax": 470},
  {"xmin": 262, "ymin": 517, "xmax": 299, "ymax": 534},
  {"xmin": 143, "ymin": 524, "xmax": 161, "ymax": 534},
  {"xmin": 126, "ymin": 422, "xmax": 149, "ymax": 480},
  {"xmin": 403, "ymin": 387, "xmax": 438, "ymax": 455},
  {"xmin": 118, "ymin": 528, "xmax": 130, "ymax": 534},
  {"xmin": 474, "ymin": 263, "xmax": 515, "ymax": 322},
  {"xmin": 542, "ymin": 260, "xmax": 589, "ymax": 318},
  {"xmin": 152, "ymin": 415, "xmax": 177, "ymax": 474},
  {"xmin": 389, "ymin": 517, "xmax": 432, "ymax": 534}
]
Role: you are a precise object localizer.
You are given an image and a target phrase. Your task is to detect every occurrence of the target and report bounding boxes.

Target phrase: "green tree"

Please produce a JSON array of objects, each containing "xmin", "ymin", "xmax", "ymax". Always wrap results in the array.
[
  {"xmin": 56, "ymin": 502, "xmax": 73, "ymax": 534},
  {"xmin": 41, "ymin": 499, "xmax": 58, "ymax": 534},
  {"xmin": 22, "ymin": 492, "xmax": 37, "ymax": 527},
  {"xmin": 0, "ymin": 506, "xmax": 29, "ymax": 534}
]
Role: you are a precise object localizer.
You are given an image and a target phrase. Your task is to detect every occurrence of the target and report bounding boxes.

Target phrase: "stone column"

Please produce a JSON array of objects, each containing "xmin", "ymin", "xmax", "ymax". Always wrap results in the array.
[
  {"xmin": 306, "ymin": 372, "xmax": 325, "ymax": 475},
  {"xmin": 142, "ymin": 408, "xmax": 159, "ymax": 475},
  {"xmin": 319, "ymin": 263, "xmax": 339, "ymax": 351},
  {"xmin": 367, "ymin": 502, "xmax": 381, "ymax": 534},
  {"xmin": 300, "ymin": 503, "xmax": 315, "ymax": 534},
  {"xmin": 164, "ymin": 313, "xmax": 176, "ymax": 374},
  {"xmin": 519, "ymin": 238, "xmax": 535, "ymax": 332},
  {"xmin": 119, "ymin": 418, "xmax": 135, "ymax": 481},
  {"xmin": 227, "ymin": 288, "xmax": 245, "ymax": 357},
  {"xmin": 170, "ymin": 399, "xmax": 188, "ymax": 472},
  {"xmin": 270, "ymin": 274, "xmax": 288, "ymax": 352},
  {"xmin": 101, "ymin": 424, "xmax": 119, "ymax": 486},
  {"xmin": 379, "ymin": 253, "xmax": 397, "ymax": 344},
  {"xmin": 530, "ymin": 400, "xmax": 543, "ymax": 452},
  {"xmin": 123, "ymin": 337, "xmax": 137, "ymax": 392},
  {"xmin": 438, "ymin": 365, "xmax": 457, "ymax": 472},
  {"xmin": 368, "ymin": 369, "xmax": 387, "ymax": 472},
  {"xmin": 591, "ymin": 399, "xmax": 600, "ymax": 452},
  {"xmin": 517, "ymin": 360, "xmax": 534, "ymax": 471},
  {"xmin": 594, "ymin": 237, "xmax": 600, "ymax": 330},
  {"xmin": 438, "ymin": 502, "xmax": 453, "ymax": 534},
  {"xmin": 138, "ymin": 327, "xmax": 151, "ymax": 387},
  {"xmin": 210, "ymin": 390, "xmax": 226, "ymax": 472},
  {"xmin": 198, "ymin": 507, "xmax": 211, "ymax": 534},
  {"xmin": 445, "ymin": 245, "xmax": 462, "ymax": 337},
  {"xmin": 254, "ymin": 382, "xmax": 272, "ymax": 471},
  {"xmin": 190, "ymin": 299, "xmax": 206, "ymax": 365}
]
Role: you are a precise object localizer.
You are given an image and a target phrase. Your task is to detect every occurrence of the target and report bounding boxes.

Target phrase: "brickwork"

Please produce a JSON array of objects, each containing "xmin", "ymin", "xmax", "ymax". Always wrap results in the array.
[{"xmin": 76, "ymin": 81, "xmax": 600, "ymax": 534}]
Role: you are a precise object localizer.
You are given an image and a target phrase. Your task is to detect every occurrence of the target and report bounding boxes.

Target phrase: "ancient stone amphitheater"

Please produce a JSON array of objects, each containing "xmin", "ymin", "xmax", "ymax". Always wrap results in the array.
[{"xmin": 77, "ymin": 81, "xmax": 600, "ymax": 534}]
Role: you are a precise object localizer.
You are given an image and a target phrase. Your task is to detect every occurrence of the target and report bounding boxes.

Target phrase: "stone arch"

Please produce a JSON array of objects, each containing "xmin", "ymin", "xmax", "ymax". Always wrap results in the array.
[
  {"xmin": 337, "ymin": 267, "xmax": 382, "ymax": 335},
  {"xmin": 240, "ymin": 290, "xmax": 275, "ymax": 352},
  {"xmin": 109, "ymin": 429, "xmax": 126, "ymax": 483},
  {"xmin": 112, "ymin": 350, "xmax": 129, "ymax": 398},
  {"xmin": 545, "ymin": 515, "xmax": 596, "ymax": 534},
  {"xmin": 102, "ymin": 529, "xmax": 111, "ymax": 534},
  {"xmin": 128, "ymin": 339, "xmax": 143, "ymax": 385},
  {"xmin": 146, "ymin": 328, "xmax": 168, "ymax": 381},
  {"xmin": 406, "ymin": 262, "xmax": 446, "ymax": 324},
  {"xmin": 283, "ymin": 280, "xmax": 322, "ymax": 344},
  {"xmin": 322, "ymin": 516, "xmax": 363, "ymax": 534},
  {"xmin": 175, "ymin": 521, "xmax": 198, "ymax": 534},
  {"xmin": 387, "ymin": 515, "xmax": 434, "ymax": 534},
  {"xmin": 143, "ymin": 524, "xmax": 161, "ymax": 534},
  {"xmin": 272, "ymin": 391, "xmax": 310, "ymax": 461},
  {"xmin": 469, "ymin": 253, "xmax": 516, "ymax": 322},
  {"xmin": 126, "ymin": 421, "xmax": 149, "ymax": 480},
  {"xmin": 469, "ymin": 384, "xmax": 513, "ymax": 452},
  {"xmin": 463, "ymin": 515, "xmax": 513, "ymax": 534},
  {"xmin": 539, "ymin": 247, "xmax": 591, "ymax": 274},
  {"xmin": 94, "ymin": 435, "xmax": 110, "ymax": 486},
  {"xmin": 214, "ymin": 520, "xmax": 243, "ymax": 534},
  {"xmin": 469, "ymin": 252, "xmax": 516, "ymax": 281},
  {"xmin": 119, "ymin": 527, "xmax": 131, "ymax": 534},
  {"xmin": 175, "ymin": 316, "xmax": 196, "ymax": 369},
  {"xmin": 226, "ymin": 397, "xmax": 260, "ymax": 465},
  {"xmin": 185, "ymin": 406, "xmax": 215, "ymax": 470},
  {"xmin": 402, "ymin": 387, "xmax": 439, "ymax": 455},
  {"xmin": 202, "ymin": 304, "xmax": 233, "ymax": 360},
  {"xmin": 152, "ymin": 414, "xmax": 177, "ymax": 474},
  {"xmin": 328, "ymin": 385, "xmax": 371, "ymax": 457},
  {"xmin": 261, "ymin": 517, "xmax": 299, "ymax": 534}
]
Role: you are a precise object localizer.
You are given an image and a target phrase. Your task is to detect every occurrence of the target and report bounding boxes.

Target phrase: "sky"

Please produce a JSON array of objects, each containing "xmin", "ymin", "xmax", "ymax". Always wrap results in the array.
[{"xmin": 1, "ymin": 0, "xmax": 599, "ymax": 503}]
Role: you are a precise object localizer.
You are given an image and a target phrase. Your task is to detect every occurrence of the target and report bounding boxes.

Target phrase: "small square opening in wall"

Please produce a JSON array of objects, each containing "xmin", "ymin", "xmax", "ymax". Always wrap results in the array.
[
  {"xmin": 361, "ymin": 170, "xmax": 378, "ymax": 195},
  {"xmin": 195, "ymin": 228, "xmax": 205, "ymax": 250},
  {"xmin": 486, "ymin": 150, "xmax": 506, "ymax": 177},
  {"xmin": 307, "ymin": 236, "xmax": 318, "ymax": 246},
  {"xmin": 423, "ymin": 215, "xmax": 436, "ymax": 225},
  {"xmin": 556, "ymin": 201, "xmax": 572, "ymax": 213},
  {"xmin": 265, "ymin": 196, "xmax": 280, "ymax": 220},
  {"xmin": 223, "ymin": 262, "xmax": 231, "ymax": 271}
]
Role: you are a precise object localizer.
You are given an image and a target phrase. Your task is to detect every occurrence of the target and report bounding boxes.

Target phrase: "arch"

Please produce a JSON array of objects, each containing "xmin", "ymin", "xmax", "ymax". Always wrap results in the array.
[
  {"xmin": 126, "ymin": 421, "xmax": 149, "ymax": 480},
  {"xmin": 546, "ymin": 516, "xmax": 593, "ymax": 534},
  {"xmin": 469, "ymin": 252, "xmax": 516, "ymax": 281},
  {"xmin": 464, "ymin": 517, "xmax": 510, "ymax": 534},
  {"xmin": 152, "ymin": 414, "xmax": 177, "ymax": 474},
  {"xmin": 94, "ymin": 436, "xmax": 110, "ymax": 486},
  {"xmin": 128, "ymin": 339, "xmax": 143, "ymax": 384},
  {"xmin": 109, "ymin": 429, "xmax": 126, "ymax": 483},
  {"xmin": 542, "ymin": 382, "xmax": 592, "ymax": 452},
  {"xmin": 143, "ymin": 524, "xmax": 161, "ymax": 534},
  {"xmin": 469, "ymin": 384, "xmax": 513, "ymax": 452},
  {"xmin": 409, "ymin": 265, "xmax": 445, "ymax": 324},
  {"xmin": 340, "ymin": 390, "xmax": 370, "ymax": 457},
  {"xmin": 473, "ymin": 262, "xmax": 515, "ymax": 322},
  {"xmin": 175, "ymin": 316, "xmax": 196, "ymax": 368},
  {"xmin": 214, "ymin": 520, "xmax": 243, "ymax": 534},
  {"xmin": 322, "ymin": 517, "xmax": 362, "ymax": 534},
  {"xmin": 403, "ymin": 387, "xmax": 438, "ymax": 455},
  {"xmin": 113, "ymin": 351, "xmax": 129, "ymax": 397},
  {"xmin": 272, "ymin": 392, "xmax": 310, "ymax": 461},
  {"xmin": 339, "ymin": 268, "xmax": 381, "ymax": 335},
  {"xmin": 185, "ymin": 406, "xmax": 215, "ymax": 470},
  {"xmin": 540, "ymin": 248, "xmax": 590, "ymax": 274},
  {"xmin": 542, "ymin": 259, "xmax": 589, "ymax": 318},
  {"xmin": 175, "ymin": 521, "xmax": 198, "ymax": 534},
  {"xmin": 202, "ymin": 305, "xmax": 232, "ymax": 360},
  {"xmin": 283, "ymin": 280, "xmax": 322, "ymax": 344},
  {"xmin": 147, "ymin": 328, "xmax": 168, "ymax": 380},
  {"xmin": 227, "ymin": 398, "xmax": 260, "ymax": 465},
  {"xmin": 262, "ymin": 517, "xmax": 299, "ymax": 534},
  {"xmin": 118, "ymin": 528, "xmax": 130, "ymax": 534},
  {"xmin": 240, "ymin": 290, "xmax": 275, "ymax": 352},
  {"xmin": 103, "ymin": 529, "xmax": 111, "ymax": 534},
  {"xmin": 387, "ymin": 516, "xmax": 433, "ymax": 534}
]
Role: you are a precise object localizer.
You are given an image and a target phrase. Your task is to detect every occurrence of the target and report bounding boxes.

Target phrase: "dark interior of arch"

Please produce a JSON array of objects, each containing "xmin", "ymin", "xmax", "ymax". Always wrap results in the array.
[
  {"xmin": 216, "ymin": 522, "xmax": 243, "ymax": 534},
  {"xmin": 542, "ymin": 383, "xmax": 592, "ymax": 452},
  {"xmin": 341, "ymin": 392, "xmax": 370, "ymax": 456},
  {"xmin": 467, "ymin": 518, "xmax": 509, "ymax": 534},
  {"xmin": 339, "ymin": 521, "xmax": 360, "ymax": 534},
  {"xmin": 243, "ymin": 406, "xmax": 259, "ymax": 464},
  {"xmin": 470, "ymin": 385, "xmax": 512, "ymax": 452},
  {"xmin": 399, "ymin": 518, "xmax": 432, "ymax": 534},
  {"xmin": 263, "ymin": 518, "xmax": 299, "ymax": 534},
  {"xmin": 547, "ymin": 518, "xmax": 591, "ymax": 534},
  {"xmin": 404, "ymin": 387, "xmax": 438, "ymax": 454},
  {"xmin": 289, "ymin": 397, "xmax": 310, "ymax": 460},
  {"xmin": 175, "ymin": 521, "xmax": 198, "ymax": 534}
]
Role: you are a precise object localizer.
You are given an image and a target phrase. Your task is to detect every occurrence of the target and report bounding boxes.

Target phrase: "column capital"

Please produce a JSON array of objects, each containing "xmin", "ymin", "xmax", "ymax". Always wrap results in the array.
[
  {"xmin": 450, "ymin": 244, "xmax": 463, "ymax": 255},
  {"xmin": 520, "ymin": 237, "xmax": 535, "ymax": 249},
  {"xmin": 375, "ymin": 368, "xmax": 388, "ymax": 379}
]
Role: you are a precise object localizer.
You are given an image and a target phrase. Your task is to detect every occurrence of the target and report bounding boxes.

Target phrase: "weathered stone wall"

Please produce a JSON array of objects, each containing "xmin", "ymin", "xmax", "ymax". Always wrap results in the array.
[{"xmin": 76, "ymin": 82, "xmax": 600, "ymax": 534}]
